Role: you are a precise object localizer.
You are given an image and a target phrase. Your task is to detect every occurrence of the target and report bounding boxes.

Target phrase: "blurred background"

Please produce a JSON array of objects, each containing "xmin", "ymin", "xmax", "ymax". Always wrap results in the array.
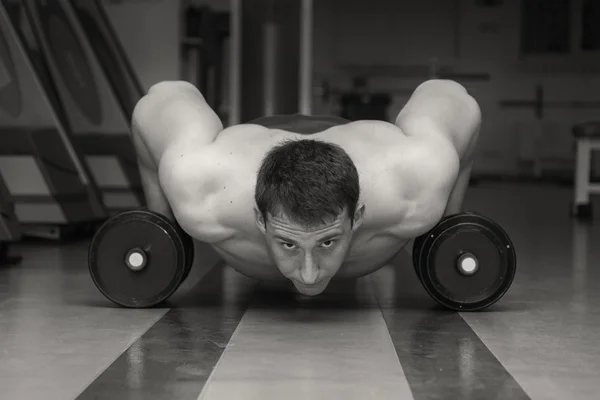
[
  {"xmin": 116, "ymin": 0, "xmax": 599, "ymax": 182},
  {"xmin": 1, "ymin": 3, "xmax": 600, "ymax": 398},
  {"xmin": 0, "ymin": 0, "xmax": 599, "ymax": 240}
]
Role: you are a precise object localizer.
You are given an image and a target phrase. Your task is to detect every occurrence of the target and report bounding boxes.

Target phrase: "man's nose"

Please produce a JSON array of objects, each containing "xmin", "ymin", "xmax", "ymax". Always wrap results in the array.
[{"xmin": 299, "ymin": 255, "xmax": 319, "ymax": 284}]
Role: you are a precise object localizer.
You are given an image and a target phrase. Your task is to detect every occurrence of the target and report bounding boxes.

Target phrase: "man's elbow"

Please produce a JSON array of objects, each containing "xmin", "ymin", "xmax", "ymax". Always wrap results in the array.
[
  {"xmin": 147, "ymin": 80, "xmax": 199, "ymax": 96},
  {"xmin": 415, "ymin": 79, "xmax": 468, "ymax": 95},
  {"xmin": 131, "ymin": 93, "xmax": 151, "ymax": 135},
  {"xmin": 433, "ymin": 80, "xmax": 481, "ymax": 132},
  {"xmin": 464, "ymin": 92, "xmax": 482, "ymax": 140}
]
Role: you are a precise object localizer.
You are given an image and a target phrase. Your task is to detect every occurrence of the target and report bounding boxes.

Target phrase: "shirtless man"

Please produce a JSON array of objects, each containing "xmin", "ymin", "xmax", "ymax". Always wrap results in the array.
[{"xmin": 131, "ymin": 79, "xmax": 480, "ymax": 296}]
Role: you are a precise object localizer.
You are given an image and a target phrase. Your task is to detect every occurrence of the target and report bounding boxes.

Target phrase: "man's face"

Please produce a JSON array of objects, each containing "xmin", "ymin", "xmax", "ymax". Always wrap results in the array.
[{"xmin": 255, "ymin": 206, "xmax": 365, "ymax": 296}]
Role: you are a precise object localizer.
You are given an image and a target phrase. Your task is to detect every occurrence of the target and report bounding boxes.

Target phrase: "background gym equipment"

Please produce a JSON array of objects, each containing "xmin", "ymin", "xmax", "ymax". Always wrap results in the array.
[
  {"xmin": 413, "ymin": 212, "xmax": 517, "ymax": 311},
  {"xmin": 0, "ymin": 2, "xmax": 107, "ymax": 239},
  {"xmin": 571, "ymin": 121, "xmax": 600, "ymax": 220},
  {"xmin": 239, "ymin": 0, "xmax": 302, "ymax": 122},
  {"xmin": 0, "ymin": 172, "xmax": 22, "ymax": 265},
  {"xmin": 339, "ymin": 77, "xmax": 392, "ymax": 121},
  {"xmin": 223, "ymin": 0, "xmax": 312, "ymax": 124},
  {"xmin": 181, "ymin": 3, "xmax": 230, "ymax": 122},
  {"xmin": 88, "ymin": 209, "xmax": 194, "ymax": 308},
  {"xmin": 499, "ymin": 84, "xmax": 600, "ymax": 180},
  {"xmin": 315, "ymin": 78, "xmax": 413, "ymax": 107},
  {"xmin": 14, "ymin": 0, "xmax": 145, "ymax": 215},
  {"xmin": 315, "ymin": 61, "xmax": 491, "ymax": 122},
  {"xmin": 69, "ymin": 0, "xmax": 145, "ymax": 121},
  {"xmin": 499, "ymin": 84, "xmax": 600, "ymax": 120}
]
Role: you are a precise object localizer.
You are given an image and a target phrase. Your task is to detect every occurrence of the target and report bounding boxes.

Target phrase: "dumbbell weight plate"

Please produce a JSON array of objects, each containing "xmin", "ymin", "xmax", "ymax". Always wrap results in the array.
[
  {"xmin": 88, "ymin": 209, "xmax": 188, "ymax": 308},
  {"xmin": 417, "ymin": 212, "xmax": 516, "ymax": 311},
  {"xmin": 179, "ymin": 228, "xmax": 194, "ymax": 282},
  {"xmin": 412, "ymin": 233, "xmax": 428, "ymax": 280},
  {"xmin": 412, "ymin": 213, "xmax": 459, "ymax": 279}
]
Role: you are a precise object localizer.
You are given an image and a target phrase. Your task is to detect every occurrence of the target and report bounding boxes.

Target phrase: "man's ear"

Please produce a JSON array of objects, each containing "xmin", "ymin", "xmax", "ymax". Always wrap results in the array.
[
  {"xmin": 352, "ymin": 203, "xmax": 366, "ymax": 231},
  {"xmin": 254, "ymin": 207, "xmax": 267, "ymax": 234}
]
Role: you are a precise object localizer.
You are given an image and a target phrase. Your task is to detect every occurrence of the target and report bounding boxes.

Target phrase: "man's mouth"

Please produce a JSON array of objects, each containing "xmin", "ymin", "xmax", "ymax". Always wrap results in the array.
[
  {"xmin": 293, "ymin": 280, "xmax": 321, "ymax": 288},
  {"xmin": 292, "ymin": 280, "xmax": 326, "ymax": 295}
]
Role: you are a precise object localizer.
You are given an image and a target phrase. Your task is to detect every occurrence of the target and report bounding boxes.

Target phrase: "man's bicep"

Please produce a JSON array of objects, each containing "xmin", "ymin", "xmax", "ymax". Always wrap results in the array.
[{"xmin": 158, "ymin": 146, "xmax": 213, "ymax": 214}]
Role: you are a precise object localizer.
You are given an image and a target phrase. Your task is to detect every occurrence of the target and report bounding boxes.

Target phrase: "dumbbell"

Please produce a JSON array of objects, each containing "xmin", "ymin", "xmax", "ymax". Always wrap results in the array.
[
  {"xmin": 88, "ymin": 209, "xmax": 195, "ymax": 308},
  {"xmin": 412, "ymin": 211, "xmax": 516, "ymax": 311}
]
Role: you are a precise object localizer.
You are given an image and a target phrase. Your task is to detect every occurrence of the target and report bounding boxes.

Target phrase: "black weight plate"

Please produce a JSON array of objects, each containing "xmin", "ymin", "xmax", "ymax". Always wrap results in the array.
[
  {"xmin": 88, "ymin": 209, "xmax": 186, "ymax": 308},
  {"xmin": 412, "ymin": 213, "xmax": 468, "ymax": 279},
  {"xmin": 412, "ymin": 233, "xmax": 427, "ymax": 279},
  {"xmin": 417, "ymin": 212, "xmax": 516, "ymax": 311},
  {"xmin": 179, "ymin": 227, "xmax": 194, "ymax": 282}
]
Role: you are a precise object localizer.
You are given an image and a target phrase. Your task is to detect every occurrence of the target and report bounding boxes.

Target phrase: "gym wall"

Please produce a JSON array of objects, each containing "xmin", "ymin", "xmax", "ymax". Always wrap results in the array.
[
  {"xmin": 103, "ymin": 0, "xmax": 181, "ymax": 90},
  {"xmin": 313, "ymin": 0, "xmax": 600, "ymax": 178},
  {"xmin": 103, "ymin": 0, "xmax": 600, "ymax": 179}
]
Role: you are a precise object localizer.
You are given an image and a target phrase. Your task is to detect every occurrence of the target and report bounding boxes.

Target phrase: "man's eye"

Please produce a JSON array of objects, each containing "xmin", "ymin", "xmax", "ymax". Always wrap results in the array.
[
  {"xmin": 321, "ymin": 240, "xmax": 335, "ymax": 248},
  {"xmin": 282, "ymin": 242, "xmax": 297, "ymax": 250}
]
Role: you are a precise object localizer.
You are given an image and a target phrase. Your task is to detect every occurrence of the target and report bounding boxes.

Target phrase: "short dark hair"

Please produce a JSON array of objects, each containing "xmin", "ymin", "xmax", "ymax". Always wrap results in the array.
[{"xmin": 255, "ymin": 139, "xmax": 360, "ymax": 227}]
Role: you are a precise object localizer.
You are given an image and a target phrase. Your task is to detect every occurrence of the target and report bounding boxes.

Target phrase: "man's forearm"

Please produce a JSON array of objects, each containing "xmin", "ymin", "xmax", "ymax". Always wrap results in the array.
[
  {"xmin": 138, "ymin": 162, "xmax": 174, "ymax": 219},
  {"xmin": 444, "ymin": 160, "xmax": 473, "ymax": 216},
  {"xmin": 403, "ymin": 81, "xmax": 480, "ymax": 216}
]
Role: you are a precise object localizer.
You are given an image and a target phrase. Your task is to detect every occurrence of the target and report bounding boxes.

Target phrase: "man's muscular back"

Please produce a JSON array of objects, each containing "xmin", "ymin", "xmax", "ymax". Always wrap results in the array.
[{"xmin": 131, "ymin": 80, "xmax": 476, "ymax": 286}]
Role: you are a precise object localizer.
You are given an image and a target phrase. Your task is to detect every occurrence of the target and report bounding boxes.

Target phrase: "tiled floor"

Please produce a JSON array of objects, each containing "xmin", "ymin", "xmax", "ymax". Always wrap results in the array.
[{"xmin": 1, "ymin": 182, "xmax": 600, "ymax": 400}]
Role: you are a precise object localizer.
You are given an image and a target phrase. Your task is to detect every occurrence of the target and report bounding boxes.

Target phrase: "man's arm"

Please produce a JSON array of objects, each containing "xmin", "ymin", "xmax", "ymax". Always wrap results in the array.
[
  {"xmin": 395, "ymin": 79, "xmax": 481, "ymax": 164},
  {"xmin": 395, "ymin": 79, "xmax": 481, "ymax": 216},
  {"xmin": 130, "ymin": 81, "xmax": 223, "ymax": 218},
  {"xmin": 132, "ymin": 81, "xmax": 223, "ymax": 164}
]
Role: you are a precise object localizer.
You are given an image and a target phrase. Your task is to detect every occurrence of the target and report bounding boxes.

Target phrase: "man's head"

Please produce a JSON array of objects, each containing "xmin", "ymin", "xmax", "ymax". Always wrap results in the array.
[{"xmin": 254, "ymin": 139, "xmax": 365, "ymax": 296}]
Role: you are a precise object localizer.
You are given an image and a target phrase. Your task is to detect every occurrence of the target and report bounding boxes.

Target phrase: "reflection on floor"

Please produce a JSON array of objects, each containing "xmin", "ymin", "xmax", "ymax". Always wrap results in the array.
[{"xmin": 1, "ymin": 183, "xmax": 600, "ymax": 400}]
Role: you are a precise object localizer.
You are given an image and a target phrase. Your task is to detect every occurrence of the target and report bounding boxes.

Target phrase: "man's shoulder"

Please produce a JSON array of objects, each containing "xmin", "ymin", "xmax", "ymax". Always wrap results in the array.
[{"xmin": 348, "ymin": 123, "xmax": 460, "ymax": 238}]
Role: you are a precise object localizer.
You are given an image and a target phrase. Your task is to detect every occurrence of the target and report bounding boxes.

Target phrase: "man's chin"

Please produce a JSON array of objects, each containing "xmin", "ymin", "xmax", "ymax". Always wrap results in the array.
[{"xmin": 293, "ymin": 281, "xmax": 327, "ymax": 296}]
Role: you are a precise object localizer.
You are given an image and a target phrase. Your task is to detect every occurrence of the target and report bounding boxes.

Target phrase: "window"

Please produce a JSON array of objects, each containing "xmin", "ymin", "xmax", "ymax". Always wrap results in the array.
[
  {"xmin": 581, "ymin": 0, "xmax": 600, "ymax": 51},
  {"xmin": 520, "ymin": 0, "xmax": 600, "ymax": 55}
]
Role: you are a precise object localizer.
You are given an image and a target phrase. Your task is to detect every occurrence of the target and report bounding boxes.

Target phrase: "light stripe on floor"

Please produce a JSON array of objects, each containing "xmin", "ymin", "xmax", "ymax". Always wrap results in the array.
[
  {"xmin": 75, "ymin": 263, "xmax": 258, "ymax": 400},
  {"xmin": 380, "ymin": 310, "xmax": 531, "ymax": 400},
  {"xmin": 198, "ymin": 279, "xmax": 414, "ymax": 400},
  {"xmin": 371, "ymin": 263, "xmax": 532, "ymax": 400}
]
